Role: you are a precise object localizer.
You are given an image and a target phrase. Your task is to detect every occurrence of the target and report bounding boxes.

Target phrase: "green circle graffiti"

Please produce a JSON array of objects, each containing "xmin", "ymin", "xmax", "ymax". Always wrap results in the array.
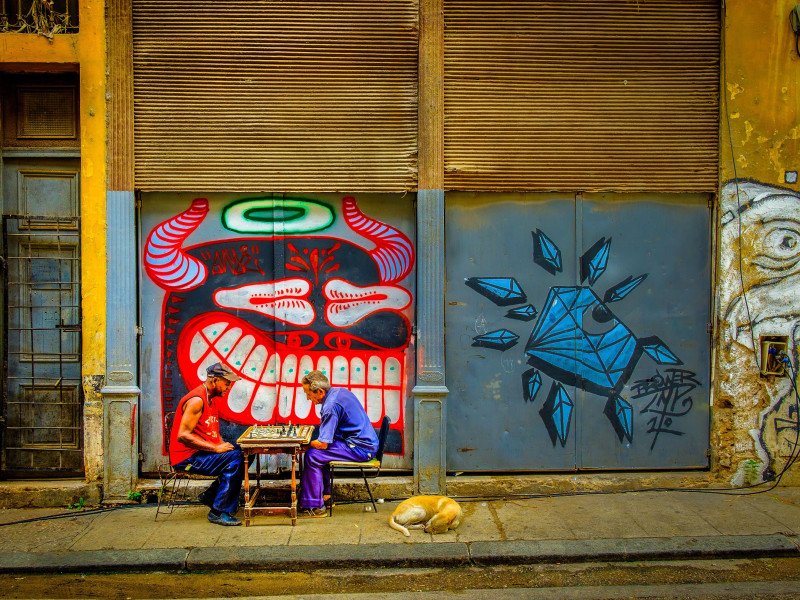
[{"xmin": 222, "ymin": 197, "xmax": 335, "ymax": 234}]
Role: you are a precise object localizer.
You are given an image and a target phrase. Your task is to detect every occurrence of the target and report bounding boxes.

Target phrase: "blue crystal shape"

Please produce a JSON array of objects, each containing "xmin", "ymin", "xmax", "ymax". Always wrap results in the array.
[
  {"xmin": 465, "ymin": 277, "xmax": 527, "ymax": 306},
  {"xmin": 580, "ymin": 237, "xmax": 611, "ymax": 285},
  {"xmin": 472, "ymin": 329, "xmax": 519, "ymax": 351},
  {"xmin": 615, "ymin": 397, "xmax": 633, "ymax": 439},
  {"xmin": 522, "ymin": 368, "xmax": 542, "ymax": 403},
  {"xmin": 532, "ymin": 229, "xmax": 562, "ymax": 275},
  {"xmin": 525, "ymin": 286, "xmax": 638, "ymax": 394},
  {"xmin": 539, "ymin": 382, "xmax": 573, "ymax": 447},
  {"xmin": 603, "ymin": 274, "xmax": 647, "ymax": 303},
  {"xmin": 604, "ymin": 395, "xmax": 634, "ymax": 443},
  {"xmin": 639, "ymin": 336, "xmax": 682, "ymax": 365},
  {"xmin": 506, "ymin": 304, "xmax": 538, "ymax": 321}
]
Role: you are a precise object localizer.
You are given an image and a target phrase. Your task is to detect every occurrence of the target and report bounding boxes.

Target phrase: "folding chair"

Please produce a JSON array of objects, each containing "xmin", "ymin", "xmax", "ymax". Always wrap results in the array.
[
  {"xmin": 327, "ymin": 416, "xmax": 390, "ymax": 515},
  {"xmin": 155, "ymin": 462, "xmax": 191, "ymax": 520}
]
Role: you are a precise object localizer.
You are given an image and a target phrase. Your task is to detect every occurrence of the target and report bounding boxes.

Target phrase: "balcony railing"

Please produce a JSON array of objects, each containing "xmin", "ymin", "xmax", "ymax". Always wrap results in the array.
[{"xmin": 1, "ymin": 0, "xmax": 78, "ymax": 37}]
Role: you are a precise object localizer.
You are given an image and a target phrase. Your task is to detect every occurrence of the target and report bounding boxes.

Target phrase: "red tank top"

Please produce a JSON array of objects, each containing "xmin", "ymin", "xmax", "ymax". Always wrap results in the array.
[{"xmin": 169, "ymin": 384, "xmax": 221, "ymax": 465}]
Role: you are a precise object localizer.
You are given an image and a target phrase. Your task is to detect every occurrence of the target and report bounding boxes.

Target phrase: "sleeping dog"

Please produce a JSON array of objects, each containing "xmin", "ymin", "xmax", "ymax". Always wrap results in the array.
[{"xmin": 389, "ymin": 495, "xmax": 463, "ymax": 536}]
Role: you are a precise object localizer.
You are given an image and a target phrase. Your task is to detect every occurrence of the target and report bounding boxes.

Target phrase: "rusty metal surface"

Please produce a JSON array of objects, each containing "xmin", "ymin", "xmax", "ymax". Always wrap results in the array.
[
  {"xmin": 107, "ymin": 0, "xmax": 134, "ymax": 192},
  {"xmin": 443, "ymin": 0, "xmax": 720, "ymax": 192},
  {"xmin": 132, "ymin": 0, "xmax": 419, "ymax": 192}
]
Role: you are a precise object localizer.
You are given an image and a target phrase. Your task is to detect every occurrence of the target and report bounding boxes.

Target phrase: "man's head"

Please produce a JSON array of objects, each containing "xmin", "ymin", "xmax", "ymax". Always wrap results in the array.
[
  {"xmin": 205, "ymin": 362, "xmax": 241, "ymax": 397},
  {"xmin": 301, "ymin": 370, "xmax": 330, "ymax": 405}
]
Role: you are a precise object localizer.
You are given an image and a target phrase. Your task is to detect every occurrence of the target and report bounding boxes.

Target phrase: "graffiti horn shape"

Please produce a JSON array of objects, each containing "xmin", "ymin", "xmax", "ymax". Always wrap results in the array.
[
  {"xmin": 323, "ymin": 278, "xmax": 412, "ymax": 327},
  {"xmin": 342, "ymin": 197, "xmax": 414, "ymax": 284},
  {"xmin": 213, "ymin": 278, "xmax": 315, "ymax": 326},
  {"xmin": 144, "ymin": 198, "xmax": 209, "ymax": 291}
]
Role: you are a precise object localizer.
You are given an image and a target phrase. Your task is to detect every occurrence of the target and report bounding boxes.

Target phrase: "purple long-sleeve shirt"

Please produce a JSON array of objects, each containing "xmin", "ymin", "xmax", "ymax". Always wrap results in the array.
[{"xmin": 317, "ymin": 387, "xmax": 379, "ymax": 456}]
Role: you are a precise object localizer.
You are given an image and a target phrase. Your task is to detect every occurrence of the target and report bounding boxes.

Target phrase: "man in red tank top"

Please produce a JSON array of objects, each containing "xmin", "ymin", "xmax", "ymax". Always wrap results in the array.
[{"xmin": 170, "ymin": 362, "xmax": 245, "ymax": 526}]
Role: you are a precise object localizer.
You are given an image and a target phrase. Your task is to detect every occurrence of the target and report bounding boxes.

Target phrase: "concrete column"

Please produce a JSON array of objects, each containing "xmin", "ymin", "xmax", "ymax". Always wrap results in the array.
[
  {"xmin": 101, "ymin": 0, "xmax": 139, "ymax": 502},
  {"xmin": 101, "ymin": 192, "xmax": 140, "ymax": 500},
  {"xmin": 413, "ymin": 0, "xmax": 448, "ymax": 494}
]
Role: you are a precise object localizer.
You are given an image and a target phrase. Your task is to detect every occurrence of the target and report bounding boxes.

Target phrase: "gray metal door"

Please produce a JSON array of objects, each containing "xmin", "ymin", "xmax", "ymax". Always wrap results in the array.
[
  {"xmin": 445, "ymin": 192, "xmax": 710, "ymax": 471},
  {"xmin": 1, "ymin": 159, "xmax": 82, "ymax": 477}
]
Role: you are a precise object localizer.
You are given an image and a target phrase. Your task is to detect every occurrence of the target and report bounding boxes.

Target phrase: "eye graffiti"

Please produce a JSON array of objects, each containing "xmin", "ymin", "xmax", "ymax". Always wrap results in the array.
[
  {"xmin": 466, "ymin": 230, "xmax": 694, "ymax": 448},
  {"xmin": 144, "ymin": 196, "xmax": 415, "ymax": 455},
  {"xmin": 719, "ymin": 181, "xmax": 800, "ymax": 484}
]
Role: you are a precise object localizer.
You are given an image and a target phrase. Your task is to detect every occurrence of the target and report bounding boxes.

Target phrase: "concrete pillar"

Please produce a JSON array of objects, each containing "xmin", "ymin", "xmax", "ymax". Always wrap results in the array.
[
  {"xmin": 101, "ymin": 192, "xmax": 140, "ymax": 500},
  {"xmin": 101, "ymin": 0, "xmax": 140, "ymax": 501},
  {"xmin": 413, "ymin": 0, "xmax": 448, "ymax": 494}
]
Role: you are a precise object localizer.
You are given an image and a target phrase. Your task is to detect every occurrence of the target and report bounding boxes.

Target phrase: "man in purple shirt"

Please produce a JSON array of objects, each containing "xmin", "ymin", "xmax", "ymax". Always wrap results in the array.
[{"xmin": 298, "ymin": 370, "xmax": 379, "ymax": 517}]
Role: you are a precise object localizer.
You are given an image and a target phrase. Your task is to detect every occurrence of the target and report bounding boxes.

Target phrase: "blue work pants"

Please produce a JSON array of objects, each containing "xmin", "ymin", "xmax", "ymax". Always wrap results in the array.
[
  {"xmin": 299, "ymin": 441, "xmax": 372, "ymax": 509},
  {"xmin": 172, "ymin": 446, "xmax": 245, "ymax": 515}
]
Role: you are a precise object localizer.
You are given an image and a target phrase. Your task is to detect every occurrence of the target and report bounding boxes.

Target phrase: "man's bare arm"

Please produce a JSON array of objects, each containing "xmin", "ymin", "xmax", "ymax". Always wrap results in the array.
[{"xmin": 176, "ymin": 396, "xmax": 234, "ymax": 453}]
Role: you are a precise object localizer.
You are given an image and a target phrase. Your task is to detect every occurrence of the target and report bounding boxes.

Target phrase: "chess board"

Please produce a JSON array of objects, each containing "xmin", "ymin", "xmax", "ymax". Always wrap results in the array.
[{"xmin": 237, "ymin": 424, "xmax": 314, "ymax": 446}]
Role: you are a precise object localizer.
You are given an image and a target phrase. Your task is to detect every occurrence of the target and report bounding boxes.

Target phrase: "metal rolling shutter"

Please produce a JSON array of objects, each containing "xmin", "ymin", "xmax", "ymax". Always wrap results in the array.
[
  {"xmin": 132, "ymin": 1, "xmax": 418, "ymax": 192},
  {"xmin": 443, "ymin": 0, "xmax": 720, "ymax": 192}
]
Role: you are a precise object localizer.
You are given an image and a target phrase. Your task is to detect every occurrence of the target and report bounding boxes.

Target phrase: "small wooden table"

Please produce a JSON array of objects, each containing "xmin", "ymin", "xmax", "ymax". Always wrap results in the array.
[{"xmin": 236, "ymin": 424, "xmax": 314, "ymax": 526}]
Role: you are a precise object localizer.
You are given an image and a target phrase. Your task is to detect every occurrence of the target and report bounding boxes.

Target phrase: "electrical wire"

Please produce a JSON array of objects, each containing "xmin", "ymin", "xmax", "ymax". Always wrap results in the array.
[
  {"xmin": 452, "ymin": 348, "xmax": 800, "ymax": 504},
  {"xmin": 721, "ymin": 0, "xmax": 759, "ymax": 370}
]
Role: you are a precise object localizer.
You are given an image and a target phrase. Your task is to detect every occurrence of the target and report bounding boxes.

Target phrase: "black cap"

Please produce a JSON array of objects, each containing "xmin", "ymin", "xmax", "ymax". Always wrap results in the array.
[{"xmin": 206, "ymin": 362, "xmax": 241, "ymax": 382}]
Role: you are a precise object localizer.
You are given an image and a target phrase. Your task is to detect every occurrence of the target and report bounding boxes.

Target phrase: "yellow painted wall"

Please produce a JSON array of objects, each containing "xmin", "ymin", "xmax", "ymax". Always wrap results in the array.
[
  {"xmin": 0, "ymin": 0, "xmax": 107, "ymax": 482},
  {"xmin": 721, "ymin": 0, "xmax": 800, "ymax": 186},
  {"xmin": 76, "ymin": 0, "xmax": 108, "ymax": 379},
  {"xmin": 715, "ymin": 0, "xmax": 800, "ymax": 487}
]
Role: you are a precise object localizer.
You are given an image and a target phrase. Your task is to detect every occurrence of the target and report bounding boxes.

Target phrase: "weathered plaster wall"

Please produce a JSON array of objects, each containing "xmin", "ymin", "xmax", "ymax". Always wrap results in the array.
[
  {"xmin": 0, "ymin": 1, "xmax": 108, "ymax": 484},
  {"xmin": 76, "ymin": 0, "xmax": 108, "ymax": 484},
  {"xmin": 715, "ymin": 0, "xmax": 800, "ymax": 486}
]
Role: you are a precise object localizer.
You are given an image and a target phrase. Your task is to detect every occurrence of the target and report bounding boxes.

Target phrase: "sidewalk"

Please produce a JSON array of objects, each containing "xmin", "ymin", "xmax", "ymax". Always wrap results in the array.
[{"xmin": 1, "ymin": 484, "xmax": 799, "ymax": 574}]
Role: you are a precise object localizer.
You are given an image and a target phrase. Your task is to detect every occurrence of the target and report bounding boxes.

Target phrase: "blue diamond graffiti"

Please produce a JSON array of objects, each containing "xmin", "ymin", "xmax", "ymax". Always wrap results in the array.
[{"xmin": 465, "ymin": 230, "xmax": 699, "ymax": 447}]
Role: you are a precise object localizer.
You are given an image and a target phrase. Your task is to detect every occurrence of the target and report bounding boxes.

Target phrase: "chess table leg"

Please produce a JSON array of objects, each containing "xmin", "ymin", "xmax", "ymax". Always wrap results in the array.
[
  {"xmin": 291, "ymin": 451, "xmax": 297, "ymax": 526},
  {"xmin": 243, "ymin": 450, "xmax": 251, "ymax": 527}
]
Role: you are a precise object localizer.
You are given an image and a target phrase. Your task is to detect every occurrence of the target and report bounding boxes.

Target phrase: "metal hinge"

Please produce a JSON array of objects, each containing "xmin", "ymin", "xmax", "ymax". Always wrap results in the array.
[
  {"xmin": 706, "ymin": 322, "xmax": 713, "ymax": 334},
  {"xmin": 136, "ymin": 325, "xmax": 145, "ymax": 336}
]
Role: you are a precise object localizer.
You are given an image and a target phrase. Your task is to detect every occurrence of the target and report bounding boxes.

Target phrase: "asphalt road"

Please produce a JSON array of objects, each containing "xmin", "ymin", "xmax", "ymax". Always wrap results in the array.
[{"xmin": 1, "ymin": 557, "xmax": 799, "ymax": 599}]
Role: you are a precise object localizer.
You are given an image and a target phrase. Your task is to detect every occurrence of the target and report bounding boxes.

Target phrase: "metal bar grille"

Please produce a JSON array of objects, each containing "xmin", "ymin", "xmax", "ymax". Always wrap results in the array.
[
  {"xmin": 0, "ymin": 0, "xmax": 78, "ymax": 34},
  {"xmin": 2, "ymin": 215, "xmax": 83, "ymax": 477},
  {"xmin": 132, "ymin": 0, "xmax": 419, "ymax": 192},
  {"xmin": 443, "ymin": 0, "xmax": 720, "ymax": 192}
]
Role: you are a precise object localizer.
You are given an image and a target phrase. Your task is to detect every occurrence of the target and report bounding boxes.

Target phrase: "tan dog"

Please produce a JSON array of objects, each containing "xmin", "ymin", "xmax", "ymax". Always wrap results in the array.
[{"xmin": 389, "ymin": 495, "xmax": 463, "ymax": 537}]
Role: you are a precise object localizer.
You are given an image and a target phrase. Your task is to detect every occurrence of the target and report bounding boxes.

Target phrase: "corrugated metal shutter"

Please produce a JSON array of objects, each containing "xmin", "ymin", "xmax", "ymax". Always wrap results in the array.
[
  {"xmin": 132, "ymin": 0, "xmax": 418, "ymax": 192},
  {"xmin": 444, "ymin": 0, "xmax": 720, "ymax": 192}
]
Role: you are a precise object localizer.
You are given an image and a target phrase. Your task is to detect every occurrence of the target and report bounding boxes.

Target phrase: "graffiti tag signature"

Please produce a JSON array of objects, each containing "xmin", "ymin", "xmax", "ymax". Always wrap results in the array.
[{"xmin": 631, "ymin": 369, "xmax": 700, "ymax": 450}]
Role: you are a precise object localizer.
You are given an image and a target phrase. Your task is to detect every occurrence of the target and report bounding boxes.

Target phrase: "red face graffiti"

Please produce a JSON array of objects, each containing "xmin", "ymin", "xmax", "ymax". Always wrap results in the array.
[{"xmin": 144, "ymin": 197, "xmax": 415, "ymax": 454}]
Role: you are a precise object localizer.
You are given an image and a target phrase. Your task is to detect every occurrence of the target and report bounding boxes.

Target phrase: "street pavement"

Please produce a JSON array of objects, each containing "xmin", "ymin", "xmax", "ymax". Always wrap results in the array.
[{"xmin": 0, "ymin": 482, "xmax": 799, "ymax": 574}]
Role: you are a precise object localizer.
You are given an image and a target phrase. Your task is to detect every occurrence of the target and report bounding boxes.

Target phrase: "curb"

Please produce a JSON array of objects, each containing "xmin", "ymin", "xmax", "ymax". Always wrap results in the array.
[
  {"xmin": 469, "ymin": 534, "xmax": 800, "ymax": 565},
  {"xmin": 1, "ymin": 535, "xmax": 797, "ymax": 574},
  {"xmin": 187, "ymin": 542, "xmax": 471, "ymax": 571},
  {"xmin": 0, "ymin": 548, "xmax": 188, "ymax": 574}
]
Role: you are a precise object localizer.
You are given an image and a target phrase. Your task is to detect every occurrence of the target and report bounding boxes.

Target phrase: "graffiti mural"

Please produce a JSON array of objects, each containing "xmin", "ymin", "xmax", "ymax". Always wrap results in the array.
[
  {"xmin": 464, "ymin": 230, "xmax": 691, "ymax": 449},
  {"xmin": 719, "ymin": 181, "xmax": 800, "ymax": 484},
  {"xmin": 142, "ymin": 196, "xmax": 414, "ymax": 458}
]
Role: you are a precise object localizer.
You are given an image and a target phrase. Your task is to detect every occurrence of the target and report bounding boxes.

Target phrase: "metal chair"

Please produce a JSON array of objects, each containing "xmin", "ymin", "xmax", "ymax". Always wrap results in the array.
[
  {"xmin": 155, "ymin": 462, "xmax": 191, "ymax": 520},
  {"xmin": 327, "ymin": 416, "xmax": 391, "ymax": 515}
]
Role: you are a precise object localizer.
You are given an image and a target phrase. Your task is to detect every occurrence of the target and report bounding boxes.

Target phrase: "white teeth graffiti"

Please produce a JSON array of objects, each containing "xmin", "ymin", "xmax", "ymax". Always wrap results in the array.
[
  {"xmin": 213, "ymin": 278, "xmax": 315, "ymax": 326},
  {"xmin": 183, "ymin": 317, "xmax": 403, "ymax": 425},
  {"xmin": 323, "ymin": 278, "xmax": 412, "ymax": 327}
]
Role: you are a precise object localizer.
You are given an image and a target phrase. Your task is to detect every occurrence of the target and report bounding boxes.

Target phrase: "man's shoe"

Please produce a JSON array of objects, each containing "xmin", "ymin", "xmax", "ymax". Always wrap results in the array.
[
  {"xmin": 298, "ymin": 507, "xmax": 328, "ymax": 518},
  {"xmin": 207, "ymin": 510, "xmax": 241, "ymax": 526},
  {"xmin": 198, "ymin": 489, "xmax": 214, "ymax": 509}
]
